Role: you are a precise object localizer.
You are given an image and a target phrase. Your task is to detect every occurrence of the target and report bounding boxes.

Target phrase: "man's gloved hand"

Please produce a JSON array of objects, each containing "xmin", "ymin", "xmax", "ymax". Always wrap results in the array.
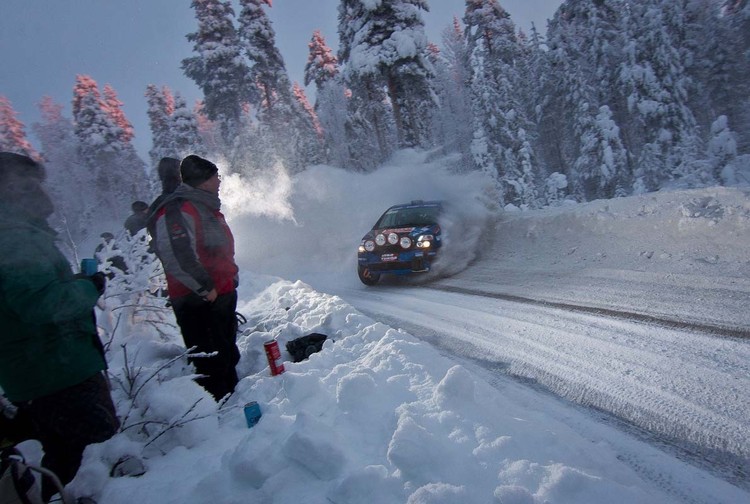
[
  {"xmin": 77, "ymin": 271, "xmax": 107, "ymax": 295},
  {"xmin": 89, "ymin": 271, "xmax": 107, "ymax": 296}
]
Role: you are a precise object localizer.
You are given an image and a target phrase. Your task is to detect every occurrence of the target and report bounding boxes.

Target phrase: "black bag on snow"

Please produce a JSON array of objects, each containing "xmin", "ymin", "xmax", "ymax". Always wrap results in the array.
[
  {"xmin": 1, "ymin": 447, "xmax": 43, "ymax": 504},
  {"xmin": 285, "ymin": 333, "xmax": 328, "ymax": 363},
  {"xmin": 1, "ymin": 446, "xmax": 74, "ymax": 504}
]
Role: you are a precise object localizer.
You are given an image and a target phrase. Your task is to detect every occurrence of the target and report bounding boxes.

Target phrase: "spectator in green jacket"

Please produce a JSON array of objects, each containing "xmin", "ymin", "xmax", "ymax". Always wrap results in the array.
[{"xmin": 0, "ymin": 152, "xmax": 119, "ymax": 501}]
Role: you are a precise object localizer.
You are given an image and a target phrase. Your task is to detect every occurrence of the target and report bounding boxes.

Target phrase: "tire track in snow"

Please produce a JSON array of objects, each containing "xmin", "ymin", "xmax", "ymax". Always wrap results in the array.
[
  {"xmin": 429, "ymin": 283, "xmax": 750, "ymax": 339},
  {"xmin": 336, "ymin": 285, "xmax": 750, "ymax": 490}
]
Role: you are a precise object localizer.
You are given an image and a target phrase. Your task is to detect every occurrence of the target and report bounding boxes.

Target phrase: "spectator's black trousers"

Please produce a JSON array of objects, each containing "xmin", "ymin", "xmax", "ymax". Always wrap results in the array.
[
  {"xmin": 171, "ymin": 290, "xmax": 240, "ymax": 400},
  {"xmin": 15, "ymin": 372, "xmax": 119, "ymax": 501}
]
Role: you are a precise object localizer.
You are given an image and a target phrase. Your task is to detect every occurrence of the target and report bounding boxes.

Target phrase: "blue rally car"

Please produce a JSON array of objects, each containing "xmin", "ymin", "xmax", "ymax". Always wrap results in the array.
[{"xmin": 357, "ymin": 200, "xmax": 443, "ymax": 286}]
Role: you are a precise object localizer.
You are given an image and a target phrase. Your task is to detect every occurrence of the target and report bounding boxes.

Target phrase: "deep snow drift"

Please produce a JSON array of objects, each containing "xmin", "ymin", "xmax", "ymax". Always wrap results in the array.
[{"xmin": 12, "ymin": 151, "xmax": 749, "ymax": 504}]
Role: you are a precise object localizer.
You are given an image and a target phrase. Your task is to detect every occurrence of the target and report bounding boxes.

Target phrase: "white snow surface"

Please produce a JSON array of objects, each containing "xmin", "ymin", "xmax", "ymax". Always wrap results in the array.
[{"xmin": 18, "ymin": 151, "xmax": 750, "ymax": 503}]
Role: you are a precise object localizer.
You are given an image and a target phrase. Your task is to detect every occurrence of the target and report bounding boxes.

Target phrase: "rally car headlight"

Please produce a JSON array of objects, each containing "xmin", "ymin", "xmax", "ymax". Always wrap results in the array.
[
  {"xmin": 387, "ymin": 232, "xmax": 399, "ymax": 245},
  {"xmin": 417, "ymin": 234, "xmax": 434, "ymax": 248},
  {"xmin": 375, "ymin": 234, "xmax": 386, "ymax": 246},
  {"xmin": 364, "ymin": 240, "xmax": 375, "ymax": 252},
  {"xmin": 400, "ymin": 236, "xmax": 412, "ymax": 249}
]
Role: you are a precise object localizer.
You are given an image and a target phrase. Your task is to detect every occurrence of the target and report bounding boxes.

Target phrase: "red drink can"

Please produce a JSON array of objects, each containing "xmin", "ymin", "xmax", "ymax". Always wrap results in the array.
[{"xmin": 263, "ymin": 340, "xmax": 285, "ymax": 376}]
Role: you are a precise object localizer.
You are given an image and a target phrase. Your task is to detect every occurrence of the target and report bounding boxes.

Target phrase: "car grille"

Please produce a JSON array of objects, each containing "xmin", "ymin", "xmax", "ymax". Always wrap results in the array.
[{"xmin": 370, "ymin": 256, "xmax": 427, "ymax": 272}]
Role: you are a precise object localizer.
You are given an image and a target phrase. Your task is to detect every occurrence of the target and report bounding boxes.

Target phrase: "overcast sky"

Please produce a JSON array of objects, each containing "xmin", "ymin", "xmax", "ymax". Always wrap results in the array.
[{"xmin": 0, "ymin": 0, "xmax": 562, "ymax": 163}]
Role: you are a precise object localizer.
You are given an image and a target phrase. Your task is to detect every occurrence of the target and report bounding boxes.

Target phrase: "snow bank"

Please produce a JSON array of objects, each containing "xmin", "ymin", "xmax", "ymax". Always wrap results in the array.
[{"xmin": 63, "ymin": 280, "xmax": 704, "ymax": 504}]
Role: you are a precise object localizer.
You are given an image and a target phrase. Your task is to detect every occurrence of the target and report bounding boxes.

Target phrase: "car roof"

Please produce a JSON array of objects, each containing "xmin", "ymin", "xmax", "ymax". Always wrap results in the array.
[{"xmin": 387, "ymin": 200, "xmax": 442, "ymax": 211}]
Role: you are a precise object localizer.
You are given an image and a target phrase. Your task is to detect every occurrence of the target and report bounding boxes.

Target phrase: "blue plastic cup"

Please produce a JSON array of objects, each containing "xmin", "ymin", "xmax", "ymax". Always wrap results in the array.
[
  {"xmin": 81, "ymin": 258, "xmax": 98, "ymax": 275},
  {"xmin": 244, "ymin": 402, "xmax": 262, "ymax": 428}
]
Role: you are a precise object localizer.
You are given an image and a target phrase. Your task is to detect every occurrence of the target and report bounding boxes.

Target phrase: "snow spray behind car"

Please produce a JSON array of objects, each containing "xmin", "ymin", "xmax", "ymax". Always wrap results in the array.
[{"xmin": 263, "ymin": 340, "xmax": 285, "ymax": 376}]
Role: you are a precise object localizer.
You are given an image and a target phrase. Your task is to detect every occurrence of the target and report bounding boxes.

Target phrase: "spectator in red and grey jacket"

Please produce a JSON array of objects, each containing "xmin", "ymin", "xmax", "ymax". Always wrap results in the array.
[{"xmin": 147, "ymin": 155, "xmax": 240, "ymax": 401}]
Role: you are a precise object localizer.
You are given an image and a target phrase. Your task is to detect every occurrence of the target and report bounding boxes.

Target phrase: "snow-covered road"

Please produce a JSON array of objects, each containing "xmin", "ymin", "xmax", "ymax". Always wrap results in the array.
[
  {"xmin": 328, "ymin": 282, "xmax": 749, "ymax": 482},
  {"xmin": 302, "ymin": 186, "xmax": 750, "ymax": 488}
]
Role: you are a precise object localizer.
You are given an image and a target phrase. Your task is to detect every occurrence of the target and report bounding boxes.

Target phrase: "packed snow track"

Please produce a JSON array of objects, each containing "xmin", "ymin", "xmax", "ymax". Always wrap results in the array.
[{"xmin": 332, "ymin": 282, "xmax": 750, "ymax": 488}]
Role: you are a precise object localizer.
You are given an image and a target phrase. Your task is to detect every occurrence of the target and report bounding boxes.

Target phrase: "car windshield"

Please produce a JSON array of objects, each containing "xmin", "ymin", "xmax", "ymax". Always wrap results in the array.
[{"xmin": 375, "ymin": 205, "xmax": 440, "ymax": 228}]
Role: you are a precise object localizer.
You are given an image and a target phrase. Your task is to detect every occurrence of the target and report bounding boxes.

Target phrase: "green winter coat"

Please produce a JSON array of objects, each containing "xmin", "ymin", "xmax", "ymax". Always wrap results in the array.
[{"xmin": 0, "ymin": 208, "xmax": 105, "ymax": 402}]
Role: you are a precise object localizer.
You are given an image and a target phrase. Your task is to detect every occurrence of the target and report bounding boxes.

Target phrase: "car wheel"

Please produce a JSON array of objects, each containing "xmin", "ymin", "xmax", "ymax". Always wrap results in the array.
[{"xmin": 358, "ymin": 266, "xmax": 380, "ymax": 286}]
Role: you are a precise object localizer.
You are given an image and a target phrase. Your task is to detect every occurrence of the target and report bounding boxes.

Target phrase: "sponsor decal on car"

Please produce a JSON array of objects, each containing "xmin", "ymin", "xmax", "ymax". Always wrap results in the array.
[{"xmin": 381, "ymin": 253, "xmax": 398, "ymax": 262}]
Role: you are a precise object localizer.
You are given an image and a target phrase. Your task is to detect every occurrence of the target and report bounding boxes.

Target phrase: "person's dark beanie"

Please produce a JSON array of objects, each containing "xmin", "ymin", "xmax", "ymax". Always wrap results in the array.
[
  {"xmin": 131, "ymin": 200, "xmax": 148, "ymax": 212},
  {"xmin": 0, "ymin": 152, "xmax": 44, "ymax": 181},
  {"xmin": 157, "ymin": 157, "xmax": 181, "ymax": 193},
  {"xmin": 180, "ymin": 155, "xmax": 218, "ymax": 187}
]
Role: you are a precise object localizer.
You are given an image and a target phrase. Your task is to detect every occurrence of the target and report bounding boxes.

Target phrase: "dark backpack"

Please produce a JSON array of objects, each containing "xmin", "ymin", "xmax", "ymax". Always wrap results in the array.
[
  {"xmin": 285, "ymin": 333, "xmax": 328, "ymax": 363},
  {"xmin": 1, "ymin": 447, "xmax": 74, "ymax": 504},
  {"xmin": 0, "ymin": 447, "xmax": 43, "ymax": 504}
]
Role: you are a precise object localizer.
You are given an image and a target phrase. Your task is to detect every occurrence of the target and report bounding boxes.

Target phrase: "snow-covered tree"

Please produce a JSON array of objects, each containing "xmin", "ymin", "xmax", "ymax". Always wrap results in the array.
[
  {"xmin": 72, "ymin": 75, "xmax": 148, "ymax": 223},
  {"xmin": 102, "ymin": 84, "xmax": 134, "ymax": 144},
  {"xmin": 293, "ymin": 82, "xmax": 322, "ymax": 140},
  {"xmin": 32, "ymin": 96, "xmax": 90, "ymax": 250},
  {"xmin": 171, "ymin": 93, "xmax": 206, "ymax": 159},
  {"xmin": 465, "ymin": 0, "xmax": 540, "ymax": 207},
  {"xmin": 541, "ymin": 0, "xmax": 632, "ymax": 200},
  {"xmin": 304, "ymin": 29, "xmax": 346, "ymax": 166},
  {"xmin": 194, "ymin": 100, "xmax": 224, "ymax": 156},
  {"xmin": 315, "ymin": 79, "xmax": 350, "ymax": 168},
  {"xmin": 706, "ymin": 115, "xmax": 738, "ymax": 183},
  {"xmin": 695, "ymin": 0, "xmax": 750, "ymax": 152},
  {"xmin": 619, "ymin": 0, "xmax": 702, "ymax": 189},
  {"xmin": 72, "ymin": 75, "xmax": 123, "ymax": 164},
  {"xmin": 304, "ymin": 30, "xmax": 340, "ymax": 90},
  {"xmin": 0, "ymin": 95, "xmax": 38, "ymax": 158},
  {"xmin": 238, "ymin": 0, "xmax": 322, "ymax": 172},
  {"xmin": 182, "ymin": 0, "xmax": 251, "ymax": 145},
  {"xmin": 574, "ymin": 105, "xmax": 630, "ymax": 199},
  {"xmin": 429, "ymin": 17, "xmax": 472, "ymax": 165},
  {"xmin": 339, "ymin": 0, "xmax": 434, "ymax": 149},
  {"xmin": 145, "ymin": 84, "xmax": 176, "ymax": 166}
]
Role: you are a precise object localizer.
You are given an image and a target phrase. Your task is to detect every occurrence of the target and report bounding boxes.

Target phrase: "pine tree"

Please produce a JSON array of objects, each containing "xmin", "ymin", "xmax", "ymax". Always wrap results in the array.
[
  {"xmin": 315, "ymin": 79, "xmax": 350, "ymax": 168},
  {"xmin": 545, "ymin": 0, "xmax": 631, "ymax": 200},
  {"xmin": 0, "ymin": 95, "xmax": 38, "ymax": 158},
  {"xmin": 304, "ymin": 30, "xmax": 340, "ymax": 90},
  {"xmin": 700, "ymin": 0, "xmax": 750, "ymax": 152},
  {"xmin": 338, "ymin": 1, "xmax": 393, "ymax": 169},
  {"xmin": 619, "ymin": 0, "xmax": 702, "ymax": 190},
  {"xmin": 238, "ymin": 0, "xmax": 292, "ymax": 121},
  {"xmin": 72, "ymin": 75, "xmax": 124, "ymax": 164},
  {"xmin": 304, "ymin": 29, "xmax": 345, "ymax": 165},
  {"xmin": 102, "ymin": 84, "xmax": 134, "ymax": 144},
  {"xmin": 182, "ymin": 0, "xmax": 251, "ymax": 145},
  {"xmin": 339, "ymin": 0, "xmax": 433, "ymax": 149},
  {"xmin": 429, "ymin": 17, "xmax": 473, "ymax": 165},
  {"xmin": 238, "ymin": 0, "xmax": 322, "ymax": 172},
  {"xmin": 32, "ymin": 96, "xmax": 90, "ymax": 247},
  {"xmin": 194, "ymin": 100, "xmax": 224, "ymax": 155},
  {"xmin": 706, "ymin": 115, "xmax": 738, "ymax": 183},
  {"xmin": 465, "ymin": 0, "xmax": 539, "ymax": 207},
  {"xmin": 574, "ymin": 105, "xmax": 630, "ymax": 199},
  {"xmin": 171, "ymin": 93, "xmax": 206, "ymax": 159},
  {"xmin": 145, "ymin": 84, "xmax": 176, "ymax": 165},
  {"xmin": 72, "ymin": 75, "xmax": 148, "ymax": 222}
]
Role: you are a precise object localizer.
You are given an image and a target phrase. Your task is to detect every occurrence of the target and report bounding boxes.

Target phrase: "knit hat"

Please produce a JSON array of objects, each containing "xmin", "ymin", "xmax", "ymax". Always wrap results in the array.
[
  {"xmin": 157, "ymin": 157, "xmax": 181, "ymax": 193},
  {"xmin": 131, "ymin": 200, "xmax": 148, "ymax": 212},
  {"xmin": 180, "ymin": 155, "xmax": 218, "ymax": 187},
  {"xmin": 0, "ymin": 152, "xmax": 44, "ymax": 181}
]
